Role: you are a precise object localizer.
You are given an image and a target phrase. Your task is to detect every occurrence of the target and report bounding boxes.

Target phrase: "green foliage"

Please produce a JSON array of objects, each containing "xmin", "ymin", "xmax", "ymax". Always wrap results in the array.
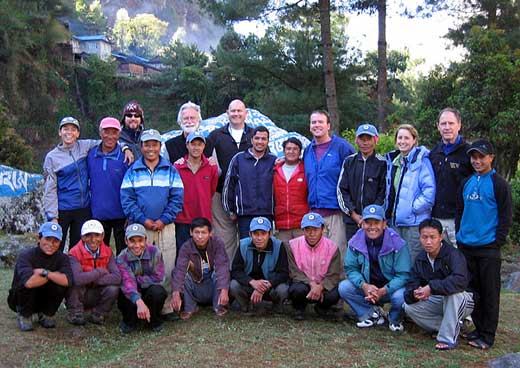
[
  {"xmin": 0, "ymin": 104, "xmax": 33, "ymax": 171},
  {"xmin": 510, "ymin": 173, "xmax": 520, "ymax": 245},
  {"xmin": 341, "ymin": 128, "xmax": 396, "ymax": 154},
  {"xmin": 111, "ymin": 10, "xmax": 168, "ymax": 57},
  {"xmin": 75, "ymin": 0, "xmax": 107, "ymax": 33}
]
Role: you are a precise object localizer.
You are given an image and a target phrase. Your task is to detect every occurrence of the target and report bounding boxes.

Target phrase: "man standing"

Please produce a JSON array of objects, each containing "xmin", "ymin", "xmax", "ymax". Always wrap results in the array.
[
  {"xmin": 165, "ymin": 101, "xmax": 202, "ymax": 163},
  {"xmin": 223, "ymin": 126, "xmax": 277, "ymax": 239},
  {"xmin": 404, "ymin": 219, "xmax": 473, "ymax": 350},
  {"xmin": 337, "ymin": 123, "xmax": 387, "ymax": 242},
  {"xmin": 273, "ymin": 137, "xmax": 309, "ymax": 244},
  {"xmin": 429, "ymin": 108, "xmax": 473, "ymax": 245},
  {"xmin": 117, "ymin": 223, "xmax": 167, "ymax": 333},
  {"xmin": 121, "ymin": 129, "xmax": 184, "ymax": 318},
  {"xmin": 88, "ymin": 117, "xmax": 129, "ymax": 254},
  {"xmin": 171, "ymin": 218, "xmax": 230, "ymax": 319},
  {"xmin": 456, "ymin": 139, "xmax": 512, "ymax": 350},
  {"xmin": 204, "ymin": 99, "xmax": 254, "ymax": 260},
  {"xmin": 8, "ymin": 222, "xmax": 73, "ymax": 331},
  {"xmin": 119, "ymin": 100, "xmax": 145, "ymax": 159},
  {"xmin": 287, "ymin": 212, "xmax": 342, "ymax": 321},
  {"xmin": 303, "ymin": 110, "xmax": 355, "ymax": 257},
  {"xmin": 66, "ymin": 220, "xmax": 121, "ymax": 325},
  {"xmin": 339, "ymin": 204, "xmax": 410, "ymax": 332},
  {"xmin": 230, "ymin": 217, "xmax": 289, "ymax": 315},
  {"xmin": 174, "ymin": 131, "xmax": 218, "ymax": 254}
]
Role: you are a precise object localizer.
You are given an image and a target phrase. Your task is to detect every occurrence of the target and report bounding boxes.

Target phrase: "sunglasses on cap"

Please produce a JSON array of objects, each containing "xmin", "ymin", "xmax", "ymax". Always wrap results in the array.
[{"xmin": 125, "ymin": 113, "xmax": 141, "ymax": 118}]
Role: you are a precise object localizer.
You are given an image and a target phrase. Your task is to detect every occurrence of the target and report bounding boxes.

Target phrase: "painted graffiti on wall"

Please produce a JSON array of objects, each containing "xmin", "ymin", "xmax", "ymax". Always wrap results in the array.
[{"xmin": 0, "ymin": 165, "xmax": 43, "ymax": 197}]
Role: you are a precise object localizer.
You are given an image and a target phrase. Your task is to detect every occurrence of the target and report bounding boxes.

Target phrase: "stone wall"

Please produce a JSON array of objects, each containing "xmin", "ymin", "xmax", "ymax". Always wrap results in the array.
[{"xmin": 0, "ymin": 181, "xmax": 45, "ymax": 234}]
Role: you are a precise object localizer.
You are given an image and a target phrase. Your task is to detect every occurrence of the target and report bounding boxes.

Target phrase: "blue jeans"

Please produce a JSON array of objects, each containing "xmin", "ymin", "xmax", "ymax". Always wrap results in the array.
[
  {"xmin": 338, "ymin": 279, "xmax": 405, "ymax": 324},
  {"xmin": 183, "ymin": 272, "xmax": 221, "ymax": 313}
]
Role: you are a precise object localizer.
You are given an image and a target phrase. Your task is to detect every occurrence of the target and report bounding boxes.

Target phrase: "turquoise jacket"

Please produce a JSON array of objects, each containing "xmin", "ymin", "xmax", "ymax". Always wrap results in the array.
[
  {"xmin": 239, "ymin": 237, "xmax": 282, "ymax": 280},
  {"xmin": 345, "ymin": 227, "xmax": 411, "ymax": 294}
]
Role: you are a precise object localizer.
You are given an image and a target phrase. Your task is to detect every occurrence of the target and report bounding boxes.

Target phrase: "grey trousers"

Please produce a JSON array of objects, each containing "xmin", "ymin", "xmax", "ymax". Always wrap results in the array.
[
  {"xmin": 212, "ymin": 193, "xmax": 239, "ymax": 263},
  {"xmin": 66, "ymin": 285, "xmax": 119, "ymax": 315},
  {"xmin": 396, "ymin": 225, "xmax": 421, "ymax": 264},
  {"xmin": 404, "ymin": 292, "xmax": 474, "ymax": 345},
  {"xmin": 230, "ymin": 279, "xmax": 289, "ymax": 310},
  {"xmin": 183, "ymin": 273, "xmax": 221, "ymax": 313}
]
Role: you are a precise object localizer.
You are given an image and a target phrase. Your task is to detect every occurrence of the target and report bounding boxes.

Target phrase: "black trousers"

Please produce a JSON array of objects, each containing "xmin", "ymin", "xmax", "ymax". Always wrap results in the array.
[
  {"xmin": 117, "ymin": 285, "xmax": 167, "ymax": 328},
  {"xmin": 58, "ymin": 207, "xmax": 91, "ymax": 252},
  {"xmin": 100, "ymin": 218, "xmax": 126, "ymax": 255},
  {"xmin": 8, "ymin": 283, "xmax": 67, "ymax": 317},
  {"xmin": 289, "ymin": 282, "xmax": 340, "ymax": 311},
  {"xmin": 461, "ymin": 245, "xmax": 501, "ymax": 346}
]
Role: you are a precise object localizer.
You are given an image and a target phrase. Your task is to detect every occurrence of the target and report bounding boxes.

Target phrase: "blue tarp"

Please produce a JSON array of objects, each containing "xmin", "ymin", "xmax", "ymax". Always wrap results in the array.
[{"xmin": 0, "ymin": 165, "xmax": 42, "ymax": 197}]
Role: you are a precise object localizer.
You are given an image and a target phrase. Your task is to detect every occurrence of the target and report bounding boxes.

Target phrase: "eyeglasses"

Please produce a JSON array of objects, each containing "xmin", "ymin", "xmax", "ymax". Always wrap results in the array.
[{"xmin": 125, "ymin": 113, "xmax": 141, "ymax": 118}]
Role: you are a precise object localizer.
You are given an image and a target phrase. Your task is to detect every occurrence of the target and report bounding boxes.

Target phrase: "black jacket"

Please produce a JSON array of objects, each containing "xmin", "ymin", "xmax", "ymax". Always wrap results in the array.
[
  {"xmin": 165, "ymin": 134, "xmax": 188, "ymax": 164},
  {"xmin": 429, "ymin": 138, "xmax": 473, "ymax": 218},
  {"xmin": 337, "ymin": 152, "xmax": 387, "ymax": 224},
  {"xmin": 404, "ymin": 241, "xmax": 470, "ymax": 304},
  {"xmin": 204, "ymin": 123, "xmax": 254, "ymax": 193}
]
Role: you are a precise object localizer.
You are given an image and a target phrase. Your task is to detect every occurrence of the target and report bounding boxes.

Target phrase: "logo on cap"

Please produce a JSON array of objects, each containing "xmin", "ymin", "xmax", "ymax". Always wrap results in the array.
[
  {"xmin": 132, "ymin": 225, "xmax": 138, "ymax": 231},
  {"xmin": 369, "ymin": 207, "xmax": 376, "ymax": 213},
  {"xmin": 308, "ymin": 214, "xmax": 315, "ymax": 220},
  {"xmin": 364, "ymin": 125, "xmax": 369, "ymax": 130},
  {"xmin": 257, "ymin": 218, "xmax": 264, "ymax": 224},
  {"xmin": 51, "ymin": 224, "xmax": 58, "ymax": 230}
]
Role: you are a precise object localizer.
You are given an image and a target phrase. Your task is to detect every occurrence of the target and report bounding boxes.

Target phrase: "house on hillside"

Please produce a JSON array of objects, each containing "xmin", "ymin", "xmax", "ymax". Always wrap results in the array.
[
  {"xmin": 112, "ymin": 53, "xmax": 162, "ymax": 78},
  {"xmin": 72, "ymin": 35, "xmax": 112, "ymax": 62}
]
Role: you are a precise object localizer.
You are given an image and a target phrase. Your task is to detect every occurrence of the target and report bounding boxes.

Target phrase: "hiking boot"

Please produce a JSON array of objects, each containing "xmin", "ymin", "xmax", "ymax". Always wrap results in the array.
[
  {"xmin": 88, "ymin": 311, "xmax": 105, "ymax": 325},
  {"xmin": 293, "ymin": 310, "xmax": 305, "ymax": 321},
  {"xmin": 356, "ymin": 311, "xmax": 385, "ymax": 328},
  {"xmin": 38, "ymin": 314, "xmax": 56, "ymax": 328},
  {"xmin": 119, "ymin": 321, "xmax": 136, "ymax": 334},
  {"xmin": 389, "ymin": 322, "xmax": 404, "ymax": 332},
  {"xmin": 151, "ymin": 322, "xmax": 163, "ymax": 333},
  {"xmin": 161, "ymin": 312, "xmax": 180, "ymax": 322},
  {"xmin": 66, "ymin": 311, "xmax": 86, "ymax": 326},
  {"xmin": 17, "ymin": 314, "xmax": 33, "ymax": 331}
]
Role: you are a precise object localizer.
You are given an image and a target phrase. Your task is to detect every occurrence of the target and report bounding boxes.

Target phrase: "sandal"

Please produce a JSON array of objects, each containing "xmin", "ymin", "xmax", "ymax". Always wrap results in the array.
[
  {"xmin": 435, "ymin": 341, "xmax": 457, "ymax": 351},
  {"xmin": 468, "ymin": 338, "xmax": 491, "ymax": 350},
  {"xmin": 461, "ymin": 330, "xmax": 479, "ymax": 341}
]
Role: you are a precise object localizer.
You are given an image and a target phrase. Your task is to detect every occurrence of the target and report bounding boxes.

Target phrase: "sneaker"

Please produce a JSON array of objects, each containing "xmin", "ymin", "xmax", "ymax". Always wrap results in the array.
[
  {"xmin": 356, "ymin": 311, "xmax": 385, "ymax": 328},
  {"xmin": 389, "ymin": 322, "xmax": 404, "ymax": 332},
  {"xmin": 293, "ymin": 310, "xmax": 305, "ymax": 321},
  {"xmin": 38, "ymin": 314, "xmax": 56, "ymax": 328},
  {"xmin": 17, "ymin": 314, "xmax": 33, "ymax": 331},
  {"xmin": 151, "ymin": 322, "xmax": 163, "ymax": 333},
  {"xmin": 66, "ymin": 312, "xmax": 86, "ymax": 326},
  {"xmin": 88, "ymin": 311, "xmax": 105, "ymax": 325},
  {"xmin": 119, "ymin": 321, "xmax": 136, "ymax": 334}
]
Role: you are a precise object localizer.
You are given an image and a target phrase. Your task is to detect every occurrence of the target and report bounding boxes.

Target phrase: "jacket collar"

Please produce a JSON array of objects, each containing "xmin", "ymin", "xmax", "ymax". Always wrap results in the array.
[
  {"xmin": 93, "ymin": 143, "xmax": 122, "ymax": 158},
  {"xmin": 415, "ymin": 240, "xmax": 451, "ymax": 263},
  {"xmin": 124, "ymin": 245, "xmax": 153, "ymax": 261},
  {"xmin": 133, "ymin": 155, "xmax": 171, "ymax": 171},
  {"xmin": 349, "ymin": 227, "xmax": 406, "ymax": 256}
]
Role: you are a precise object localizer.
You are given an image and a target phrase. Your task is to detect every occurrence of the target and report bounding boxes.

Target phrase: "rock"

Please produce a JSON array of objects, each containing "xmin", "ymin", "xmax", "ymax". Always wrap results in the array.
[
  {"xmin": 503, "ymin": 272, "xmax": 520, "ymax": 292},
  {"xmin": 488, "ymin": 353, "xmax": 520, "ymax": 368},
  {"xmin": 0, "ymin": 234, "xmax": 35, "ymax": 267},
  {"xmin": 0, "ymin": 181, "xmax": 45, "ymax": 234}
]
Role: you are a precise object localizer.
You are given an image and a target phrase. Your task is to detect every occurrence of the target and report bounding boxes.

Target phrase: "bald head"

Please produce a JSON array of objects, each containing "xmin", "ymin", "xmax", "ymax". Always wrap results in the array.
[{"xmin": 227, "ymin": 99, "xmax": 247, "ymax": 129}]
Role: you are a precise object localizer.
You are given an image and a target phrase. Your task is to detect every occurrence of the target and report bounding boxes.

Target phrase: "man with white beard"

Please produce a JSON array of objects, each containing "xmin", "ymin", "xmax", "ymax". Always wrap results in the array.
[{"xmin": 165, "ymin": 101, "xmax": 203, "ymax": 164}]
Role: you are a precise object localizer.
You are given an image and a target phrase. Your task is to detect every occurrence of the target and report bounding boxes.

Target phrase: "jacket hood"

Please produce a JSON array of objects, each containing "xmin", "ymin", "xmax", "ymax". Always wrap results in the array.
[{"xmin": 348, "ymin": 227, "xmax": 406, "ymax": 256}]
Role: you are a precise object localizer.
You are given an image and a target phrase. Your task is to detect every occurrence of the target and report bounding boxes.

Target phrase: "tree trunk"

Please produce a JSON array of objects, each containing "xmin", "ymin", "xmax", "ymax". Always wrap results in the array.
[
  {"xmin": 318, "ymin": 0, "xmax": 340, "ymax": 134},
  {"xmin": 377, "ymin": 0, "xmax": 388, "ymax": 132}
]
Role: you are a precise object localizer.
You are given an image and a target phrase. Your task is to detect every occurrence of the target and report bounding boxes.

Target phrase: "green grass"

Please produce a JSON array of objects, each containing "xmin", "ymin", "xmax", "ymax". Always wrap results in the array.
[{"xmin": 1, "ymin": 267, "xmax": 519, "ymax": 368}]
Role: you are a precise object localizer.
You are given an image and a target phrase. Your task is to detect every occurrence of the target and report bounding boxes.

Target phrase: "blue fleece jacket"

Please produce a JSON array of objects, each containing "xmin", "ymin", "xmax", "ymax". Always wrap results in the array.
[{"xmin": 345, "ymin": 227, "xmax": 411, "ymax": 294}]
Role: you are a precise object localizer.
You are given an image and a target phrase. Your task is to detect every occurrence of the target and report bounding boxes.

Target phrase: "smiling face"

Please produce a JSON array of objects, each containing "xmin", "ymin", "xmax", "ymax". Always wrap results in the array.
[
  {"xmin": 395, "ymin": 128, "xmax": 417, "ymax": 155},
  {"xmin": 187, "ymin": 138, "xmax": 205, "ymax": 160},
  {"xmin": 100, "ymin": 127, "xmax": 121, "ymax": 152},
  {"xmin": 39, "ymin": 236, "xmax": 61, "ymax": 255},
  {"xmin": 126, "ymin": 235, "xmax": 146, "ymax": 257},
  {"xmin": 362, "ymin": 218, "xmax": 386, "ymax": 240},
  {"xmin": 251, "ymin": 131, "xmax": 269, "ymax": 154},
  {"xmin": 180, "ymin": 107, "xmax": 201, "ymax": 134},
  {"xmin": 470, "ymin": 151, "xmax": 494, "ymax": 175},
  {"xmin": 81, "ymin": 233, "xmax": 104, "ymax": 253},
  {"xmin": 284, "ymin": 142, "xmax": 301, "ymax": 165},
  {"xmin": 141, "ymin": 140, "xmax": 161, "ymax": 164},
  {"xmin": 59, "ymin": 124, "xmax": 80, "ymax": 147},
  {"xmin": 124, "ymin": 113, "xmax": 142, "ymax": 130},
  {"xmin": 437, "ymin": 111, "xmax": 461, "ymax": 144},
  {"xmin": 309, "ymin": 112, "xmax": 331, "ymax": 141},
  {"xmin": 250, "ymin": 229, "xmax": 271, "ymax": 250},
  {"xmin": 227, "ymin": 100, "xmax": 247, "ymax": 128}
]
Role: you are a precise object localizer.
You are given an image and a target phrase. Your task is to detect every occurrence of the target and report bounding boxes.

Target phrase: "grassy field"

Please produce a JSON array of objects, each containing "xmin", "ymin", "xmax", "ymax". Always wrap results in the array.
[{"xmin": 1, "ymin": 267, "xmax": 519, "ymax": 368}]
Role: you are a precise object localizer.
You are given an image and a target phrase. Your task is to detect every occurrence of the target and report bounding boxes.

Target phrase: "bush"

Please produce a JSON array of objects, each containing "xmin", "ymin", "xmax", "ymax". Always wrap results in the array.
[
  {"xmin": 509, "ymin": 174, "xmax": 520, "ymax": 246},
  {"xmin": 341, "ymin": 128, "xmax": 396, "ymax": 155},
  {"xmin": 0, "ymin": 104, "xmax": 34, "ymax": 171}
]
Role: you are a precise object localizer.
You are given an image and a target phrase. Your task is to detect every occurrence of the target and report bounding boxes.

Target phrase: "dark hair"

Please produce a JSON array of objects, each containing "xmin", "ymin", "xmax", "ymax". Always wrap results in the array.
[
  {"xmin": 438, "ymin": 107, "xmax": 461, "ymax": 124},
  {"xmin": 310, "ymin": 110, "xmax": 330, "ymax": 124},
  {"xmin": 190, "ymin": 217, "xmax": 212, "ymax": 232},
  {"xmin": 419, "ymin": 218, "xmax": 443, "ymax": 235},
  {"xmin": 252, "ymin": 125, "xmax": 270, "ymax": 139},
  {"xmin": 282, "ymin": 137, "xmax": 303, "ymax": 151}
]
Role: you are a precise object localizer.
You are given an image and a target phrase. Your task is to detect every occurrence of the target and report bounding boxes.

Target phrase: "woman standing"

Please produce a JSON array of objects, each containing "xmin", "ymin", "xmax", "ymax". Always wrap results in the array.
[{"xmin": 385, "ymin": 124, "xmax": 436, "ymax": 262}]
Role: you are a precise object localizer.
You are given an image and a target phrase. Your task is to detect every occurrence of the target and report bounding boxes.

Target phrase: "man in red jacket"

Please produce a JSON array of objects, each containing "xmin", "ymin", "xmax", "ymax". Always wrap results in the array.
[
  {"xmin": 273, "ymin": 137, "xmax": 309, "ymax": 244},
  {"xmin": 66, "ymin": 220, "xmax": 121, "ymax": 325}
]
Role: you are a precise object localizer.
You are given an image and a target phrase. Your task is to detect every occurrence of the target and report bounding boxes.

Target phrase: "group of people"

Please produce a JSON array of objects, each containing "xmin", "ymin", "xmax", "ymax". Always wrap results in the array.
[{"xmin": 7, "ymin": 100, "xmax": 512, "ymax": 352}]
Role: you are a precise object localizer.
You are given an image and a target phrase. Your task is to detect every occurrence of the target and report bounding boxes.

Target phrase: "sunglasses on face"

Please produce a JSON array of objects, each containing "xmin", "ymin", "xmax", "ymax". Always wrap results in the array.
[{"xmin": 125, "ymin": 113, "xmax": 141, "ymax": 118}]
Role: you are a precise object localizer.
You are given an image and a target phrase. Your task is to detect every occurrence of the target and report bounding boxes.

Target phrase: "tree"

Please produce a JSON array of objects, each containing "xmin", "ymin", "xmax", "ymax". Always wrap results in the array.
[{"xmin": 75, "ymin": 0, "xmax": 107, "ymax": 33}]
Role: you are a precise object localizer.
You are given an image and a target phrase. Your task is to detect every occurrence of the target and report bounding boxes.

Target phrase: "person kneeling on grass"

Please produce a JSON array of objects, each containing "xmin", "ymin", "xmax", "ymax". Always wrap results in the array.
[
  {"xmin": 404, "ymin": 219, "xmax": 473, "ymax": 350},
  {"xmin": 170, "ymin": 217, "xmax": 230, "ymax": 319},
  {"xmin": 117, "ymin": 224, "xmax": 167, "ymax": 333},
  {"xmin": 8, "ymin": 222, "xmax": 73, "ymax": 331},
  {"xmin": 338, "ymin": 204, "xmax": 410, "ymax": 332},
  {"xmin": 66, "ymin": 220, "xmax": 121, "ymax": 325},
  {"xmin": 230, "ymin": 217, "xmax": 289, "ymax": 315}
]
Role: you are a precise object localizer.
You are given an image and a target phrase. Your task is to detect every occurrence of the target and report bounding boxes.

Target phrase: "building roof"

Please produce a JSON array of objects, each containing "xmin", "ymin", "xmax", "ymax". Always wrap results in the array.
[{"xmin": 72, "ymin": 35, "xmax": 110, "ymax": 43}]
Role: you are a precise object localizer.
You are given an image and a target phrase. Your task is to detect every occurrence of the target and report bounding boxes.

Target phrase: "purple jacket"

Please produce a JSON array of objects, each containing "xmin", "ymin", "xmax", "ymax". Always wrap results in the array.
[
  {"xmin": 116, "ymin": 244, "xmax": 165, "ymax": 304},
  {"xmin": 171, "ymin": 237, "xmax": 230, "ymax": 293}
]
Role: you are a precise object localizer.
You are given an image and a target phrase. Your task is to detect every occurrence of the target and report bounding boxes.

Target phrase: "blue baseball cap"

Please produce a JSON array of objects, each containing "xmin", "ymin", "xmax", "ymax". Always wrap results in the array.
[
  {"xmin": 249, "ymin": 217, "xmax": 272, "ymax": 232},
  {"xmin": 140, "ymin": 129, "xmax": 162, "ymax": 142},
  {"xmin": 39, "ymin": 222, "xmax": 63, "ymax": 241},
  {"xmin": 362, "ymin": 204, "xmax": 386, "ymax": 221},
  {"xmin": 301, "ymin": 212, "xmax": 324, "ymax": 229},
  {"xmin": 186, "ymin": 130, "xmax": 206, "ymax": 143},
  {"xmin": 356, "ymin": 123, "xmax": 378, "ymax": 137}
]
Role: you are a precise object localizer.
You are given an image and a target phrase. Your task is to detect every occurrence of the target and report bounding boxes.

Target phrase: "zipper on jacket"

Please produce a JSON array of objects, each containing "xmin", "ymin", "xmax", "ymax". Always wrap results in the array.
[{"xmin": 70, "ymin": 149, "xmax": 86, "ymax": 207}]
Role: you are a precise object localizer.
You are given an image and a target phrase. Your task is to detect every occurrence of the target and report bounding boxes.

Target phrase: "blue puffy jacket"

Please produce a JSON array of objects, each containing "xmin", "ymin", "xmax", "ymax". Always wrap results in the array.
[{"xmin": 385, "ymin": 146, "xmax": 436, "ymax": 227}]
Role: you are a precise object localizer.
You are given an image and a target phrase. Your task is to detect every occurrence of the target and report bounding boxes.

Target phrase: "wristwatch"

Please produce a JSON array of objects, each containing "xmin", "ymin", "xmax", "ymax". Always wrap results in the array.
[{"xmin": 41, "ymin": 269, "xmax": 49, "ymax": 278}]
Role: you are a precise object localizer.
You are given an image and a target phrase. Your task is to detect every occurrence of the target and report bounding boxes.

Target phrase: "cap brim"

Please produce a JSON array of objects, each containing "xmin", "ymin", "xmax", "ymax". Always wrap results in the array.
[
  {"xmin": 362, "ymin": 215, "xmax": 384, "ymax": 221},
  {"xmin": 467, "ymin": 147, "xmax": 491, "ymax": 155}
]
